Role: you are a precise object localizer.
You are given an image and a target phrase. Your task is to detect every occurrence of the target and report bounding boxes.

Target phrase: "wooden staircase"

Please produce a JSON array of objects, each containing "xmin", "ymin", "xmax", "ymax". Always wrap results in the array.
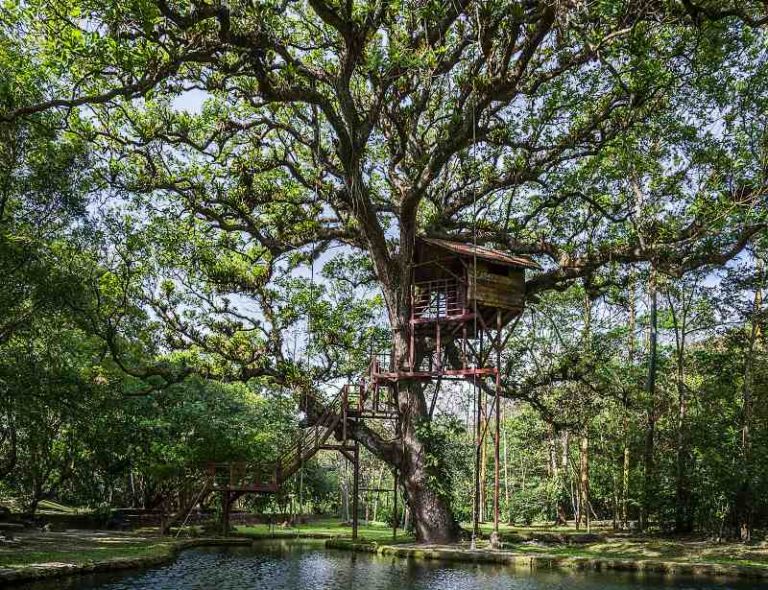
[
  {"xmin": 207, "ymin": 362, "xmax": 398, "ymax": 495},
  {"xmin": 206, "ymin": 388, "xmax": 352, "ymax": 493}
]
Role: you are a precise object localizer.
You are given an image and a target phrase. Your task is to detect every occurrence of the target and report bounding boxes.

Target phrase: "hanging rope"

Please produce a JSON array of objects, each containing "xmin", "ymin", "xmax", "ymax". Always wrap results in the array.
[
  {"xmin": 469, "ymin": 2, "xmax": 483, "ymax": 549},
  {"xmin": 297, "ymin": 103, "xmax": 322, "ymax": 522},
  {"xmin": 298, "ymin": 152, "xmax": 321, "ymax": 521}
]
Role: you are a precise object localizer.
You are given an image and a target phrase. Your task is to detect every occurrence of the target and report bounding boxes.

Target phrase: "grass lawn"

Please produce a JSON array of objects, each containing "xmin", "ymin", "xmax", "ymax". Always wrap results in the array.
[
  {"xmin": 502, "ymin": 538, "xmax": 768, "ymax": 569},
  {"xmin": 36, "ymin": 500, "xmax": 84, "ymax": 514},
  {"xmin": 236, "ymin": 517, "xmax": 412, "ymax": 542},
  {"xmin": 472, "ymin": 521, "xmax": 613, "ymax": 536},
  {"xmin": 0, "ymin": 531, "xmax": 175, "ymax": 570}
]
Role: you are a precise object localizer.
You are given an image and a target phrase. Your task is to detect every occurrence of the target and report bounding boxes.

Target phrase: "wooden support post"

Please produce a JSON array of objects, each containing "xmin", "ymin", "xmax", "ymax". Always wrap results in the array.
[
  {"xmin": 342, "ymin": 385, "xmax": 348, "ymax": 442},
  {"xmin": 472, "ymin": 375, "xmax": 482, "ymax": 545},
  {"xmin": 462, "ymin": 324, "xmax": 468, "ymax": 369},
  {"xmin": 222, "ymin": 492, "xmax": 231, "ymax": 537},
  {"xmin": 494, "ymin": 311, "xmax": 502, "ymax": 538},
  {"xmin": 352, "ymin": 436, "xmax": 360, "ymax": 541},
  {"xmin": 392, "ymin": 470, "xmax": 398, "ymax": 540}
]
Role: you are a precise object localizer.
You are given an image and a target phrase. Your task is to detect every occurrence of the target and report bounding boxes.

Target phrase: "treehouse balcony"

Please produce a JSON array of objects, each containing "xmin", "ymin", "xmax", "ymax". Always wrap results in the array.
[
  {"xmin": 342, "ymin": 381, "xmax": 398, "ymax": 420},
  {"xmin": 369, "ymin": 349, "xmax": 497, "ymax": 382},
  {"xmin": 411, "ymin": 278, "xmax": 471, "ymax": 326},
  {"xmin": 207, "ymin": 462, "xmax": 280, "ymax": 493}
]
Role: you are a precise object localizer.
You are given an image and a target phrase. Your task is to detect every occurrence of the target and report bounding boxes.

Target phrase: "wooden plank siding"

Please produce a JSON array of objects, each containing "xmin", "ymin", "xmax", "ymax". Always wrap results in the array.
[{"xmin": 467, "ymin": 266, "xmax": 525, "ymax": 311}]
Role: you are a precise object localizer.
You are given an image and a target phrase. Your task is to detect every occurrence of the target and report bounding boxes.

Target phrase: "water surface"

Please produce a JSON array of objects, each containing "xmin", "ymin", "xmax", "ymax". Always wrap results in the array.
[{"xmin": 15, "ymin": 540, "xmax": 768, "ymax": 590}]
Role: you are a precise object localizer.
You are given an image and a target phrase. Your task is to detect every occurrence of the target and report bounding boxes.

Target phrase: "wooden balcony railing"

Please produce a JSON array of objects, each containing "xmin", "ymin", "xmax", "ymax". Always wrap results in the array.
[{"xmin": 411, "ymin": 279, "xmax": 466, "ymax": 321}]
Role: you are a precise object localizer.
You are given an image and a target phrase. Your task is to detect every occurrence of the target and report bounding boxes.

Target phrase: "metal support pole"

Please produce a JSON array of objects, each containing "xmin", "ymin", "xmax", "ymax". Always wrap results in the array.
[
  {"xmin": 472, "ymin": 376, "xmax": 482, "ymax": 545},
  {"xmin": 352, "ymin": 434, "xmax": 360, "ymax": 541},
  {"xmin": 342, "ymin": 385, "xmax": 348, "ymax": 442},
  {"xmin": 409, "ymin": 289, "xmax": 415, "ymax": 370},
  {"xmin": 494, "ymin": 311, "xmax": 501, "ymax": 536}
]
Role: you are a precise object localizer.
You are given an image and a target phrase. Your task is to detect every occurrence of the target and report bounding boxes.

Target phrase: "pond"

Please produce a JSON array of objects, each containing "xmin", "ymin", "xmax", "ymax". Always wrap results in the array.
[{"xmin": 14, "ymin": 541, "xmax": 768, "ymax": 590}]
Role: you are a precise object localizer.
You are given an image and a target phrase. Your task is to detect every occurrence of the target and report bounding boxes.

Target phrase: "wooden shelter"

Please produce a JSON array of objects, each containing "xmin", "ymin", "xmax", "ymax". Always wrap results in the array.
[{"xmin": 412, "ymin": 237, "xmax": 539, "ymax": 331}]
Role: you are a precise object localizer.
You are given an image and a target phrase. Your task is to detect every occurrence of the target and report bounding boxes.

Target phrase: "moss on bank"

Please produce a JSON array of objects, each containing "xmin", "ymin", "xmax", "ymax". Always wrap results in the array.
[
  {"xmin": 0, "ymin": 521, "xmax": 407, "ymax": 586},
  {"xmin": 0, "ymin": 541, "xmax": 174, "ymax": 570},
  {"xmin": 4, "ymin": 524, "xmax": 768, "ymax": 586},
  {"xmin": 326, "ymin": 538, "xmax": 768, "ymax": 580}
]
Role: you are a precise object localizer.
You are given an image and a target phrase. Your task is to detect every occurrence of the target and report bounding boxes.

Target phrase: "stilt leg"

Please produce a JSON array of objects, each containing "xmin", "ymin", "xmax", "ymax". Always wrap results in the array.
[
  {"xmin": 352, "ymin": 437, "xmax": 360, "ymax": 541},
  {"xmin": 472, "ymin": 377, "xmax": 482, "ymax": 547},
  {"xmin": 494, "ymin": 310, "xmax": 502, "ymax": 544},
  {"xmin": 222, "ymin": 492, "xmax": 231, "ymax": 537}
]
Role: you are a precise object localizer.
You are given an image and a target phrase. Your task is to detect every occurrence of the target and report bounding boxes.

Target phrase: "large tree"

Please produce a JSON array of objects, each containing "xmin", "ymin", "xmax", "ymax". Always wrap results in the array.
[{"xmin": 3, "ymin": 0, "xmax": 767, "ymax": 542}]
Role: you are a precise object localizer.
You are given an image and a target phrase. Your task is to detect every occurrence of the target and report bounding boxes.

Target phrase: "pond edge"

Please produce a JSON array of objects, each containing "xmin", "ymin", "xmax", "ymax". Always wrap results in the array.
[
  {"xmin": 325, "ymin": 538, "xmax": 768, "ymax": 581},
  {"xmin": 0, "ymin": 532, "xmax": 333, "ymax": 587},
  {"xmin": 4, "ymin": 533, "xmax": 766, "ymax": 586}
]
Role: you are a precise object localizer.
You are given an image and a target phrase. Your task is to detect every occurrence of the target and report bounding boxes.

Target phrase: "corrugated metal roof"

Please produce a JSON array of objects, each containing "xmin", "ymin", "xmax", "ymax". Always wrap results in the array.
[{"xmin": 420, "ymin": 237, "xmax": 541, "ymax": 270}]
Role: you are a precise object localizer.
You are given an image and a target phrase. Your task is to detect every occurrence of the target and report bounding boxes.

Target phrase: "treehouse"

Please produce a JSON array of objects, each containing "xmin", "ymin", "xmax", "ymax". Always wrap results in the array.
[
  {"xmin": 369, "ymin": 237, "xmax": 540, "ymax": 380},
  {"xmin": 411, "ymin": 237, "xmax": 540, "ymax": 332}
]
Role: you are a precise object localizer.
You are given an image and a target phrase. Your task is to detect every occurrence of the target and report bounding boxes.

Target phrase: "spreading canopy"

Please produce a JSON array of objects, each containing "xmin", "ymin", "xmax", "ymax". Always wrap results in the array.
[{"xmin": 3, "ymin": 0, "xmax": 768, "ymax": 542}]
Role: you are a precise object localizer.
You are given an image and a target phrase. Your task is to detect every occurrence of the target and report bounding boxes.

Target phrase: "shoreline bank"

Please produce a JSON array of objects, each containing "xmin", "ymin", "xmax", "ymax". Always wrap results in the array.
[
  {"xmin": 0, "ymin": 532, "xmax": 334, "ymax": 586},
  {"xmin": 3, "ymin": 530, "xmax": 767, "ymax": 586},
  {"xmin": 326, "ymin": 538, "xmax": 768, "ymax": 581}
]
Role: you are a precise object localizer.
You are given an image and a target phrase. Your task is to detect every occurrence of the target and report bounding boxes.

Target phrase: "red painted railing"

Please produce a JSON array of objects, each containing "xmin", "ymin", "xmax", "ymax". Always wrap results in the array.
[{"xmin": 411, "ymin": 278, "xmax": 466, "ymax": 320}]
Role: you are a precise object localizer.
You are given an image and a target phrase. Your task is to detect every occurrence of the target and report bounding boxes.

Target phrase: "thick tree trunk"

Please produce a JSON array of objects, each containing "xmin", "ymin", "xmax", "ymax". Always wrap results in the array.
[
  {"xmin": 667, "ymin": 285, "xmax": 694, "ymax": 534},
  {"xmin": 674, "ymin": 352, "xmax": 693, "ymax": 534},
  {"xmin": 577, "ymin": 293, "xmax": 592, "ymax": 533},
  {"xmin": 350, "ymin": 222, "xmax": 459, "ymax": 544},
  {"xmin": 349, "ymin": 370, "xmax": 459, "ymax": 544},
  {"xmin": 401, "ymin": 464, "xmax": 459, "ymax": 543},
  {"xmin": 0, "ymin": 426, "xmax": 16, "ymax": 480},
  {"xmin": 562, "ymin": 430, "xmax": 573, "ymax": 524},
  {"xmin": 378, "ymin": 244, "xmax": 460, "ymax": 544},
  {"xmin": 622, "ymin": 436, "xmax": 630, "ymax": 529},
  {"xmin": 622, "ymin": 275, "xmax": 635, "ymax": 530},
  {"xmin": 221, "ymin": 491, "xmax": 232, "ymax": 536},
  {"xmin": 397, "ymin": 379, "xmax": 460, "ymax": 543},
  {"xmin": 548, "ymin": 424, "xmax": 568, "ymax": 526}
]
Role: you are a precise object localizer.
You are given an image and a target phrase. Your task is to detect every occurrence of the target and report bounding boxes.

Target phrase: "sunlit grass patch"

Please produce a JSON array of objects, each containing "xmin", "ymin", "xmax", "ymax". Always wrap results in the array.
[
  {"xmin": 0, "ymin": 542, "xmax": 173, "ymax": 570},
  {"xmin": 235, "ymin": 518, "xmax": 412, "ymax": 542}
]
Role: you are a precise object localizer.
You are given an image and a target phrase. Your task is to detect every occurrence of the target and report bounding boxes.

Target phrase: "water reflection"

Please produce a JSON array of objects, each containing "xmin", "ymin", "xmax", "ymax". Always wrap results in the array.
[{"xmin": 13, "ymin": 540, "xmax": 768, "ymax": 590}]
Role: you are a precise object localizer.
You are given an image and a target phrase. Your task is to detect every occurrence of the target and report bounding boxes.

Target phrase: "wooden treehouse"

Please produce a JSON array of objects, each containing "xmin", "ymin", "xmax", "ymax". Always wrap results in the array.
[
  {"xmin": 205, "ymin": 237, "xmax": 539, "ymax": 541},
  {"xmin": 372, "ymin": 237, "xmax": 540, "ymax": 381}
]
